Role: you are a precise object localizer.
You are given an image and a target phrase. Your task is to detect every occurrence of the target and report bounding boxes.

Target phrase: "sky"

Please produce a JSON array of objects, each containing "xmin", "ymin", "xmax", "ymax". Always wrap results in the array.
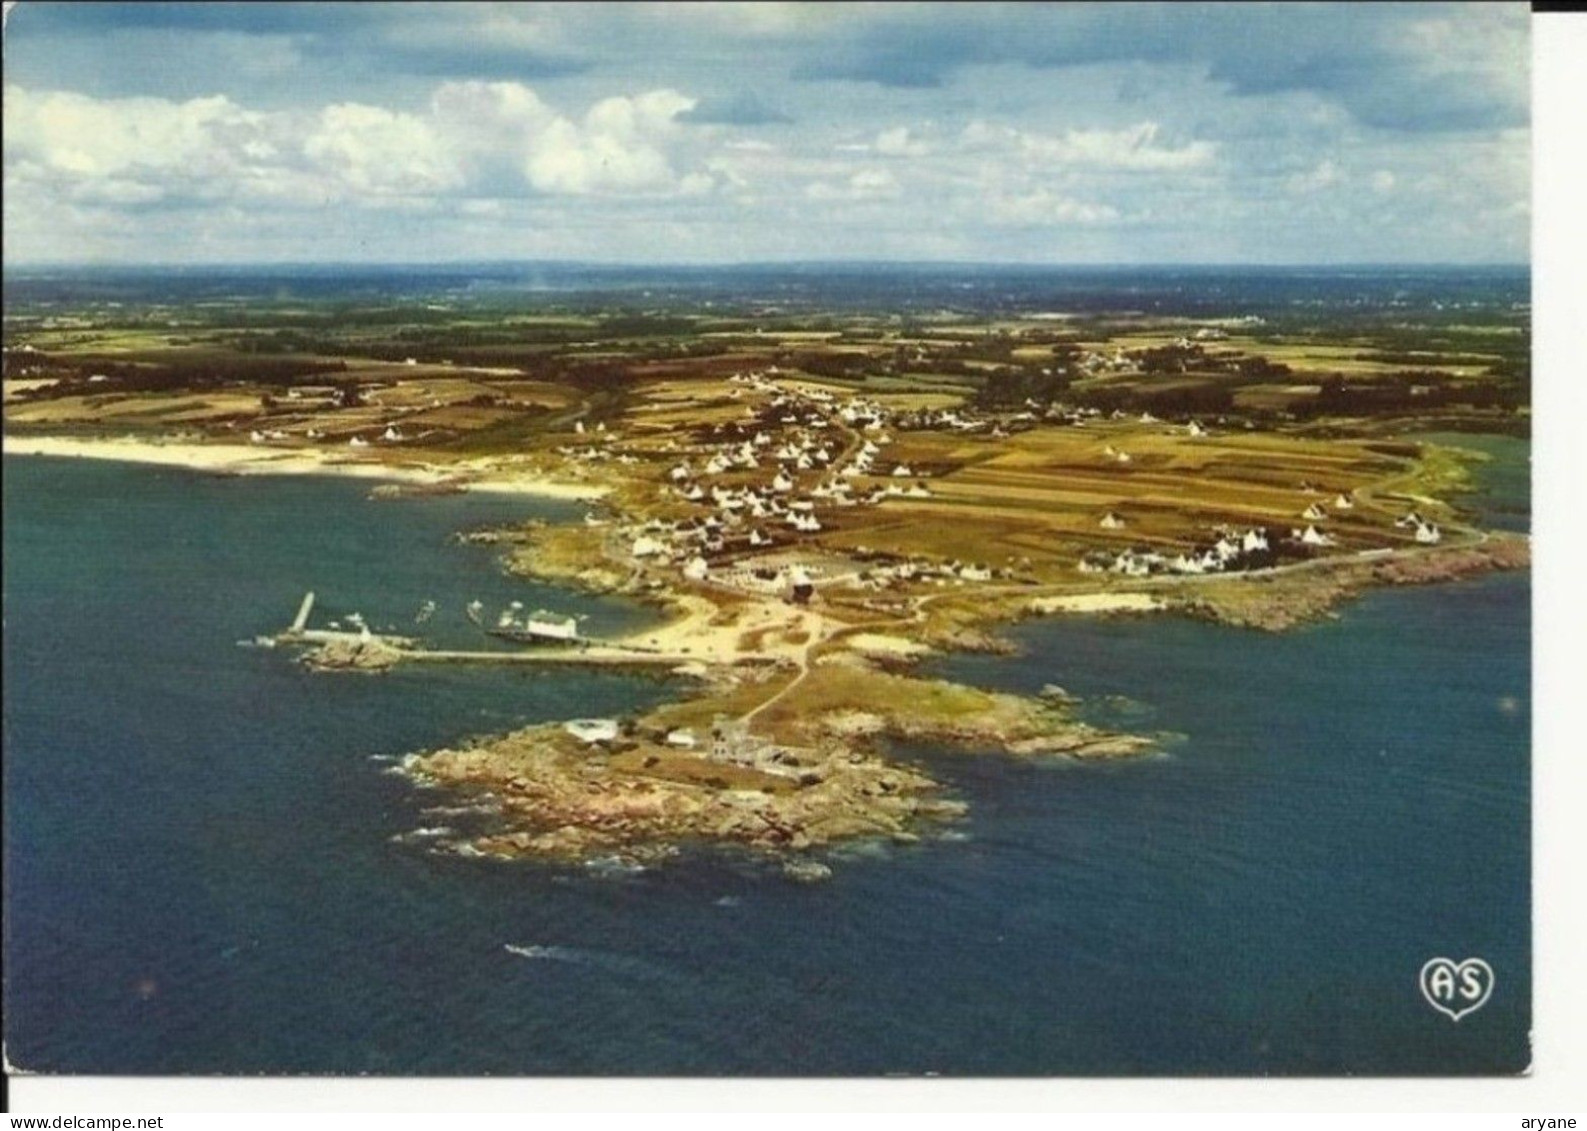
[{"xmin": 0, "ymin": 1, "xmax": 1532, "ymax": 266}]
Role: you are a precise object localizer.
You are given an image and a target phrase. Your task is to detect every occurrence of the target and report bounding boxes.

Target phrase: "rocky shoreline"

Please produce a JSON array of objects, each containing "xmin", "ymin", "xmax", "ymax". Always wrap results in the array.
[
  {"xmin": 278, "ymin": 433, "xmax": 1530, "ymax": 878},
  {"xmin": 381, "ymin": 513, "xmax": 1529, "ymax": 877},
  {"xmin": 1174, "ymin": 534, "xmax": 1530, "ymax": 632},
  {"xmin": 400, "ymin": 653, "xmax": 1155, "ymax": 875}
]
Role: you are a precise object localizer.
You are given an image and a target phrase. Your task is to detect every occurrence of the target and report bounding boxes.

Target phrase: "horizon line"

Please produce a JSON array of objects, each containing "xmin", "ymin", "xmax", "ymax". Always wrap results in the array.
[{"xmin": 1, "ymin": 258, "xmax": 1533, "ymax": 273}]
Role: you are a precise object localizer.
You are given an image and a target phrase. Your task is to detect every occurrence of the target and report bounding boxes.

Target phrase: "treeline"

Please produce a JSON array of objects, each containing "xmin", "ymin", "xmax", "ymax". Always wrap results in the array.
[
  {"xmin": 1312, "ymin": 373, "xmax": 1527, "ymax": 414},
  {"xmin": 972, "ymin": 368, "xmax": 1074, "ymax": 409},
  {"xmin": 783, "ymin": 351, "xmax": 875, "ymax": 380},
  {"xmin": 1077, "ymin": 381, "xmax": 1237, "ymax": 416},
  {"xmin": 47, "ymin": 355, "xmax": 348, "ymax": 394}
]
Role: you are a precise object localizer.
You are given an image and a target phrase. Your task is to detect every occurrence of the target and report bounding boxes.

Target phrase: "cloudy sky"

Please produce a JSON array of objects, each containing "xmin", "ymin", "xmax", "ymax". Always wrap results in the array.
[{"xmin": 1, "ymin": 1, "xmax": 1531, "ymax": 265}]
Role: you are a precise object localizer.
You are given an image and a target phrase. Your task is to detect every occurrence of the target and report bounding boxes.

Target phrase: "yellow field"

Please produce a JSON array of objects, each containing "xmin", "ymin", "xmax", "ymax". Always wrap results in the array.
[{"xmin": 807, "ymin": 421, "xmax": 1430, "ymax": 578}]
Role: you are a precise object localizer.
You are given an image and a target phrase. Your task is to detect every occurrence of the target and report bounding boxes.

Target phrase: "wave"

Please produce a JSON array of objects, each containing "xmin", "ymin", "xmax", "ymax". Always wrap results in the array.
[
  {"xmin": 420, "ymin": 802, "xmax": 500, "ymax": 817},
  {"xmin": 502, "ymin": 942, "xmax": 680, "ymax": 983},
  {"xmin": 505, "ymin": 943, "xmax": 577, "ymax": 961},
  {"xmin": 394, "ymin": 825, "xmax": 453, "ymax": 840}
]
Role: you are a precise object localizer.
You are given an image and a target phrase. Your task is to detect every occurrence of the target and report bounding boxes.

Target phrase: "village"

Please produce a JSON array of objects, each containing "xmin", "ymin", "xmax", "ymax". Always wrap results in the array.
[{"xmin": 508, "ymin": 360, "xmax": 1457, "ymax": 611}]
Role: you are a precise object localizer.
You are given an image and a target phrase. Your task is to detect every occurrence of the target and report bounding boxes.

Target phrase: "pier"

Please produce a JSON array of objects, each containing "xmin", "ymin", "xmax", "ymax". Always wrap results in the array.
[
  {"xmin": 393, "ymin": 647, "xmax": 704, "ymax": 668},
  {"xmin": 290, "ymin": 591, "xmax": 316, "ymax": 634},
  {"xmin": 271, "ymin": 591, "xmax": 718, "ymax": 670}
]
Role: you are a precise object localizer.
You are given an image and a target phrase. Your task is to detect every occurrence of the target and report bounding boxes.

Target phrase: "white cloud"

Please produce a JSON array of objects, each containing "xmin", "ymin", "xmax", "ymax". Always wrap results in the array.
[
  {"xmin": 963, "ymin": 120, "xmax": 1216, "ymax": 172},
  {"xmin": 989, "ymin": 189, "xmax": 1121, "ymax": 226},
  {"xmin": 875, "ymin": 126, "xmax": 929, "ymax": 157},
  {"xmin": 2, "ymin": 80, "xmax": 718, "ymax": 210},
  {"xmin": 3, "ymin": 85, "xmax": 262, "ymax": 180},
  {"xmin": 1286, "ymin": 159, "xmax": 1345, "ymax": 194},
  {"xmin": 303, "ymin": 103, "xmax": 461, "ymax": 195},
  {"xmin": 805, "ymin": 167, "xmax": 901, "ymax": 201},
  {"xmin": 527, "ymin": 89, "xmax": 699, "ymax": 195}
]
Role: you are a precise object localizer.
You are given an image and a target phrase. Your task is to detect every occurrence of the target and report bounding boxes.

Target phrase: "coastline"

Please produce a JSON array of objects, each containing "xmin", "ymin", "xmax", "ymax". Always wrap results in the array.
[
  {"xmin": 1, "ymin": 433, "xmax": 609, "ymax": 501},
  {"xmin": 9, "ymin": 423, "xmax": 1528, "ymax": 876}
]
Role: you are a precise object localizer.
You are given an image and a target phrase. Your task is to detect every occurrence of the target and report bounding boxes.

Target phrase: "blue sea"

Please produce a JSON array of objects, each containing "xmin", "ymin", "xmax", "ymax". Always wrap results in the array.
[{"xmin": 2, "ymin": 440, "xmax": 1529, "ymax": 1076}]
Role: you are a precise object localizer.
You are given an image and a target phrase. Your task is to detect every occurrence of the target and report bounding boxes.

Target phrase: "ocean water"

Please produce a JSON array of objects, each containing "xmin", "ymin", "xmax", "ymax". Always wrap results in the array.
[{"xmin": 2, "ymin": 448, "xmax": 1528, "ymax": 1076}]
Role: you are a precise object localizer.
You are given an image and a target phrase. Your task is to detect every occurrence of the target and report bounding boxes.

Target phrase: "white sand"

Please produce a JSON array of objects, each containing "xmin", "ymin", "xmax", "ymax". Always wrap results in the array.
[
  {"xmin": 1027, "ymin": 593, "xmax": 1166, "ymax": 615},
  {"xmin": 847, "ymin": 632, "xmax": 933, "ymax": 657},
  {"xmin": 3, "ymin": 434, "xmax": 608, "ymax": 501}
]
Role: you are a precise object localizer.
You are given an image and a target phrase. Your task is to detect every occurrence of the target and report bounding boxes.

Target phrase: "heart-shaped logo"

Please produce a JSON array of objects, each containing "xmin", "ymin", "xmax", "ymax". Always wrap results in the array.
[{"xmin": 1419, "ymin": 957, "xmax": 1494, "ymax": 1021}]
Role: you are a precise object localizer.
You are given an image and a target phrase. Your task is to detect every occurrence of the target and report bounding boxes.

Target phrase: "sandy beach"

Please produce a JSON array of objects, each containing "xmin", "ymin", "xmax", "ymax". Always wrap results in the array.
[
  {"xmin": 1026, "ymin": 593, "xmax": 1167, "ymax": 615},
  {"xmin": 2, "ymin": 434, "xmax": 609, "ymax": 501}
]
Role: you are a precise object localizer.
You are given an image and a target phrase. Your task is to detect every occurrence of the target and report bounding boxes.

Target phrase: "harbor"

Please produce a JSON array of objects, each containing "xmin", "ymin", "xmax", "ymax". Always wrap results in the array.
[{"xmin": 270, "ymin": 591, "xmax": 721, "ymax": 670}]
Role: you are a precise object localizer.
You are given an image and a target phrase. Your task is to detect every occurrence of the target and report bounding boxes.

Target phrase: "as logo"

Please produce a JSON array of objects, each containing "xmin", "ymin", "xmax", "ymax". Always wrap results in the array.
[{"xmin": 1419, "ymin": 957, "xmax": 1494, "ymax": 1021}]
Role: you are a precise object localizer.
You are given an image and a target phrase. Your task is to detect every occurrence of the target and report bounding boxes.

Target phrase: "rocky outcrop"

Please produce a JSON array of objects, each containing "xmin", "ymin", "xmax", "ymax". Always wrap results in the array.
[
  {"xmin": 408, "ymin": 725, "xmax": 966, "ymax": 870},
  {"xmin": 1179, "ymin": 534, "xmax": 1530, "ymax": 631},
  {"xmin": 300, "ymin": 637, "xmax": 406, "ymax": 672}
]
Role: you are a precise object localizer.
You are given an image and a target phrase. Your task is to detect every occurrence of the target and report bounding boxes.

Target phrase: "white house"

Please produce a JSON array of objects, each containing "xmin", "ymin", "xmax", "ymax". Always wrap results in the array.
[
  {"xmin": 1302, "ymin": 503, "xmax": 1328, "ymax": 521},
  {"xmin": 524, "ymin": 612, "xmax": 579, "ymax": 641},
  {"xmin": 1333, "ymin": 494, "xmax": 1355, "ymax": 510},
  {"xmin": 1415, "ymin": 522, "xmax": 1443, "ymax": 544},
  {"xmin": 564, "ymin": 718, "xmax": 618, "ymax": 744},
  {"xmin": 632, "ymin": 535, "xmax": 665, "ymax": 558},
  {"xmin": 1100, "ymin": 512, "xmax": 1127, "ymax": 530},
  {"xmin": 683, "ymin": 556, "xmax": 710, "ymax": 581}
]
